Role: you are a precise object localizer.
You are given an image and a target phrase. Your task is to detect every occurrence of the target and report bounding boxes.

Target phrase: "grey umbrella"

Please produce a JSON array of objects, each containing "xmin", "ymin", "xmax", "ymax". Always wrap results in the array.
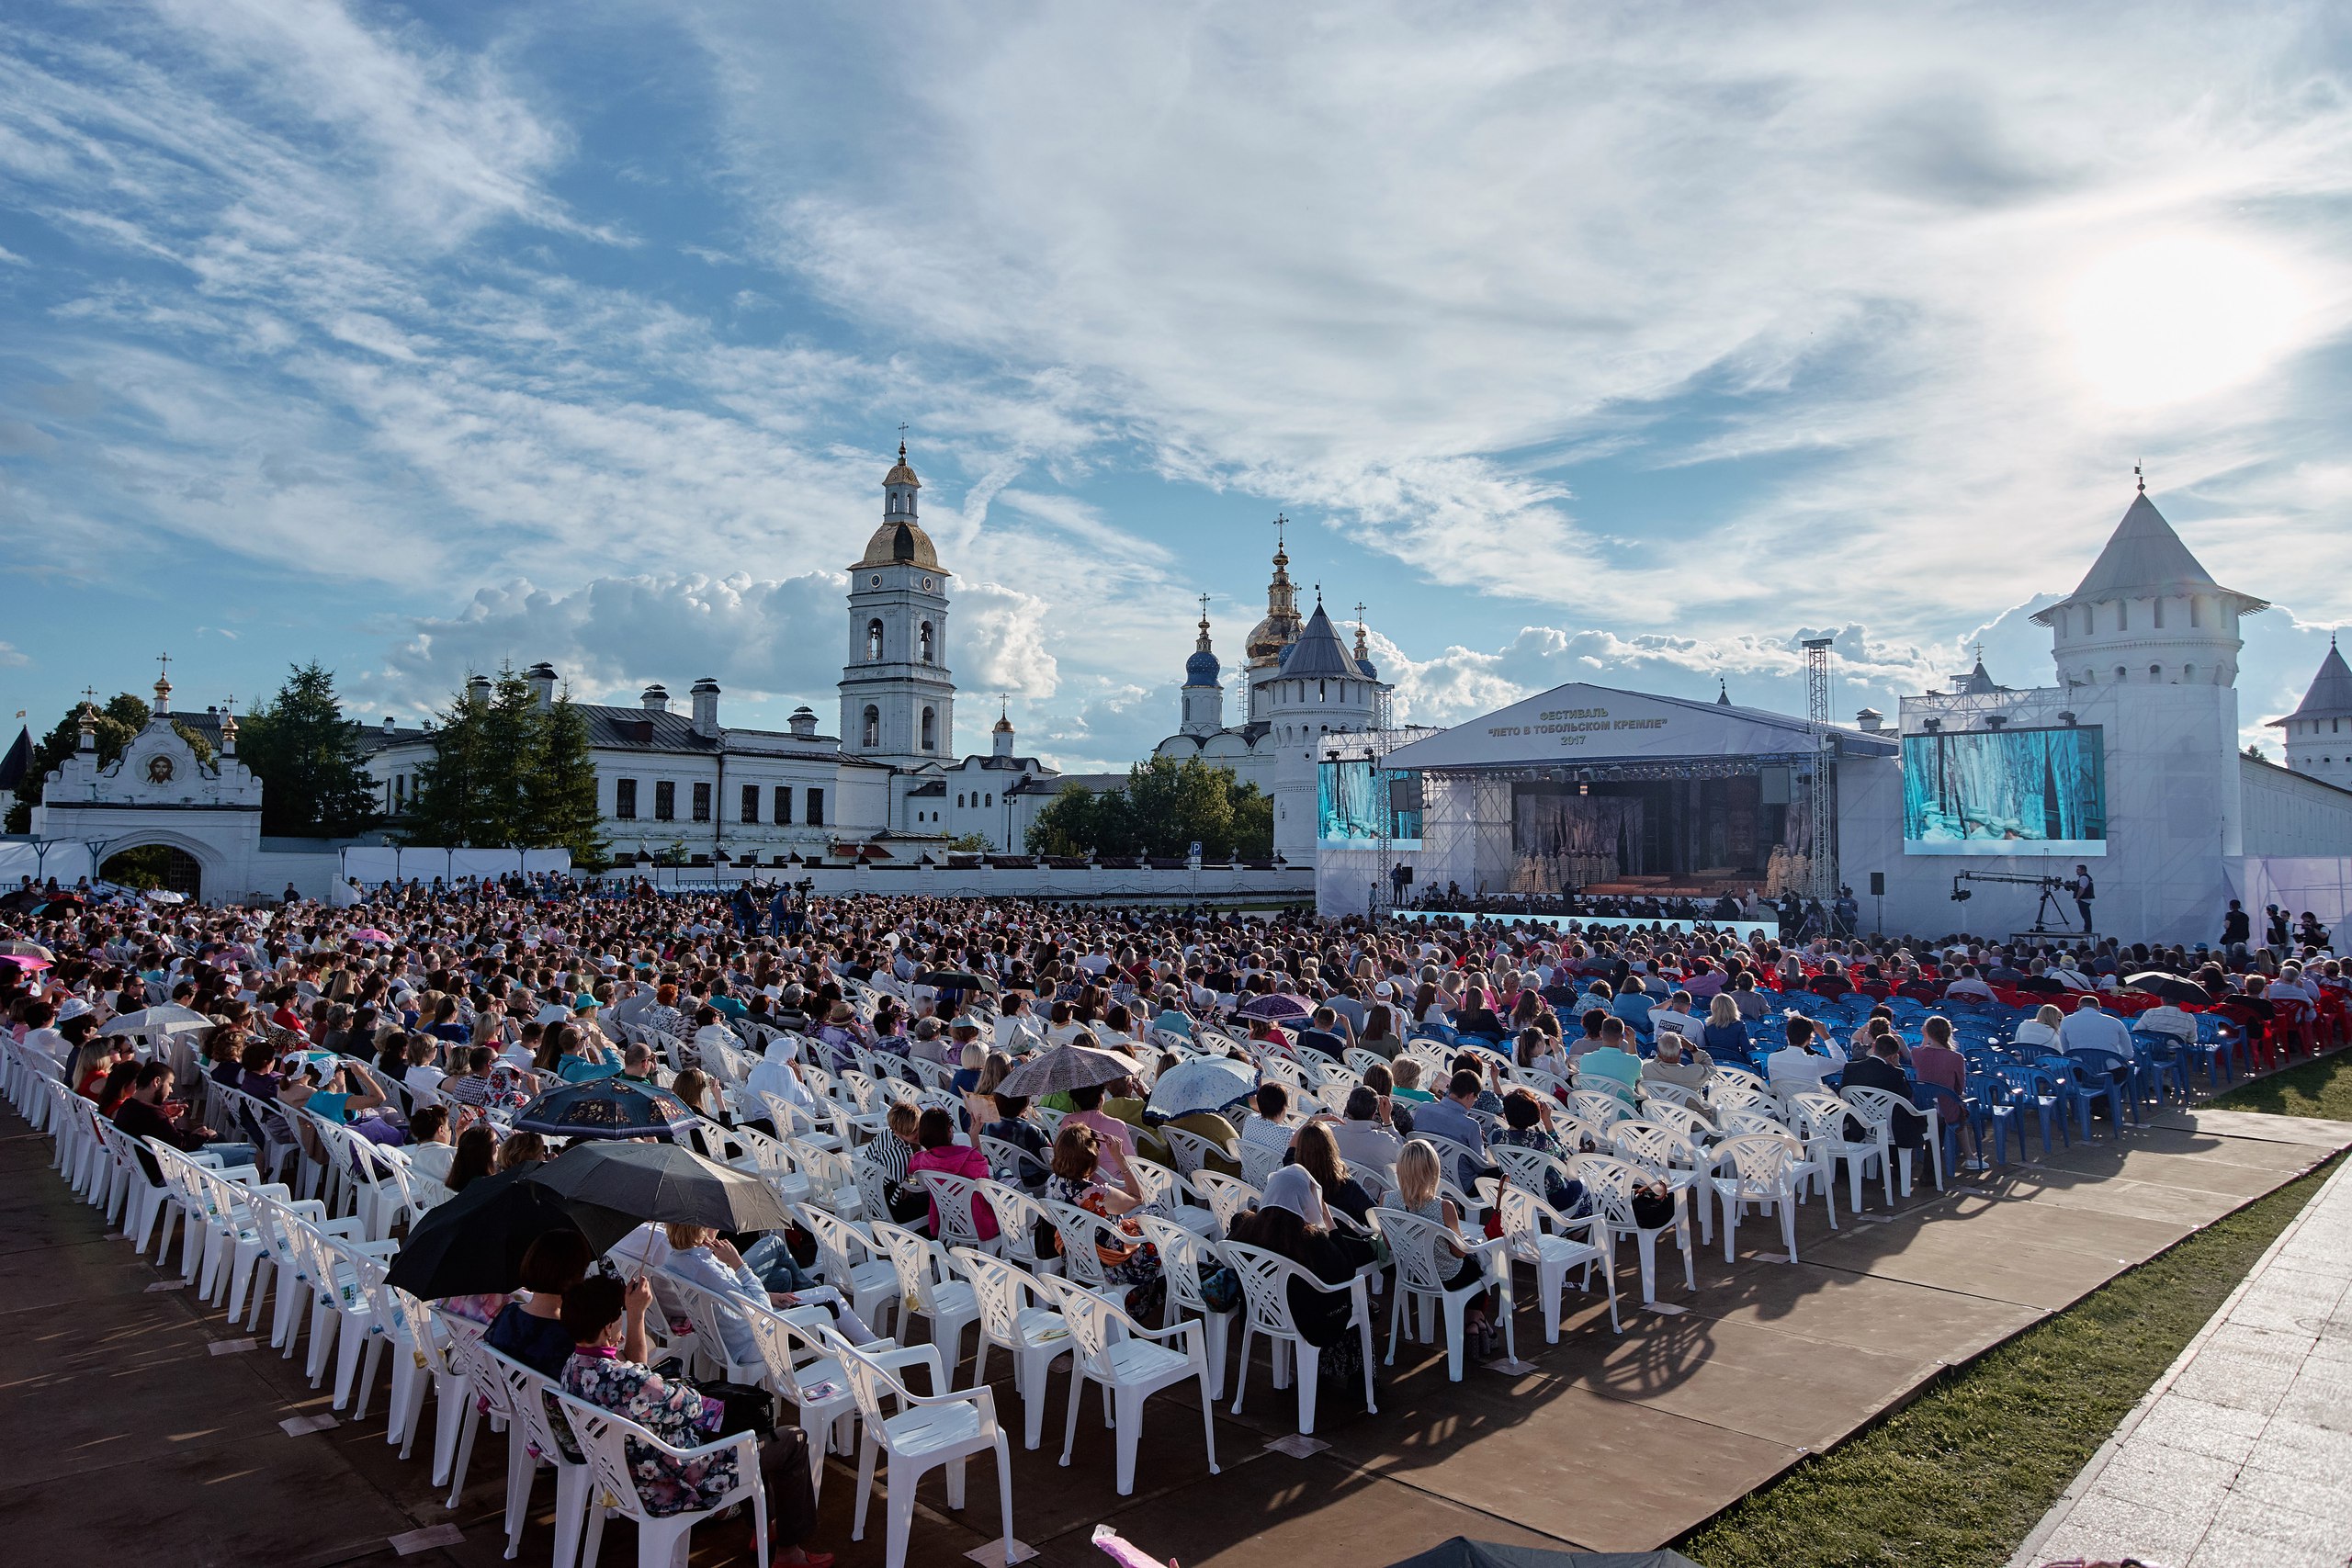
[
  {"xmin": 526, "ymin": 1142, "xmax": 793, "ymax": 1234},
  {"xmin": 97, "ymin": 1004, "xmax": 214, "ymax": 1039},
  {"xmin": 995, "ymin": 1042, "xmax": 1139, "ymax": 1099}
]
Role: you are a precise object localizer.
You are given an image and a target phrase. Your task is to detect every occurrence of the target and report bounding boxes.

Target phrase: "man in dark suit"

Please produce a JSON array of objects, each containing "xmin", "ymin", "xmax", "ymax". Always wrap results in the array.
[{"xmin": 1839, "ymin": 1033, "xmax": 1928, "ymax": 1152}]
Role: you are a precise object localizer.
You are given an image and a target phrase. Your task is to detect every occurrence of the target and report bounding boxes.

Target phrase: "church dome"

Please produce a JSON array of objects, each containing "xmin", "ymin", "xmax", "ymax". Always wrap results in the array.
[
  {"xmin": 856, "ymin": 521, "xmax": 941, "ymax": 570},
  {"xmin": 1186, "ymin": 648, "xmax": 1221, "ymax": 685},
  {"xmin": 1246, "ymin": 612, "xmax": 1299, "ymax": 665}
]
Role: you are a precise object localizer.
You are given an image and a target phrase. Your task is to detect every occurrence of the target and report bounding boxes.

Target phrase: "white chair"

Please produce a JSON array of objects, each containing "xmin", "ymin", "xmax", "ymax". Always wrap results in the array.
[
  {"xmin": 1043, "ymin": 1277, "xmax": 1219, "ymax": 1495},
  {"xmin": 850, "ymin": 1155, "xmax": 901, "ymax": 1230},
  {"xmin": 1792, "ymin": 1089, "xmax": 1891, "ymax": 1213},
  {"xmin": 1607, "ymin": 1120, "xmax": 1714, "ymax": 1246},
  {"xmin": 480, "ymin": 1347, "xmax": 594, "ymax": 1566},
  {"xmin": 1498, "ymin": 1184, "xmax": 1615, "ymax": 1339},
  {"xmin": 1568, "ymin": 1089, "xmax": 1634, "ymax": 1128},
  {"xmin": 978, "ymin": 1134, "xmax": 1051, "ymax": 1190},
  {"xmin": 655, "ymin": 1269, "xmax": 779, "ymax": 1386},
  {"xmin": 1575, "ymin": 1153, "xmax": 1697, "ymax": 1312},
  {"xmin": 919, "ymin": 1169, "xmax": 1001, "ymax": 1257},
  {"xmin": 1844, "ymin": 1085, "xmax": 1942, "ymax": 1196},
  {"xmin": 830, "ymin": 1327, "xmax": 1018, "ymax": 1568},
  {"xmin": 1379, "ymin": 1207, "xmax": 1512, "ymax": 1379},
  {"xmin": 1126, "ymin": 1159, "xmax": 1216, "ymax": 1233},
  {"xmin": 1159, "ymin": 1125, "xmax": 1231, "ymax": 1177},
  {"xmin": 1707, "ymin": 1132, "xmax": 1828, "ymax": 1265},
  {"xmin": 797, "ymin": 1203, "xmax": 901, "ymax": 1332},
  {"xmin": 1189, "ymin": 1170, "xmax": 1261, "ymax": 1237},
  {"xmin": 556, "ymin": 1389, "xmax": 768, "ymax": 1568},
  {"xmin": 951, "ymin": 1247, "xmax": 1073, "ymax": 1450},
  {"xmin": 384, "ymin": 1293, "xmax": 469, "ymax": 1484},
  {"xmin": 1038, "ymin": 1199, "xmax": 1149, "ymax": 1312},
  {"xmin": 976, "ymin": 1179, "xmax": 1060, "ymax": 1276},
  {"xmin": 735, "ymin": 1298, "xmax": 940, "ymax": 1502},
  {"xmin": 872, "ymin": 1221, "xmax": 981, "ymax": 1384},
  {"xmin": 1135, "ymin": 1214, "xmax": 1235, "ymax": 1401},
  {"xmin": 1224, "ymin": 1239, "xmax": 1378, "ymax": 1436}
]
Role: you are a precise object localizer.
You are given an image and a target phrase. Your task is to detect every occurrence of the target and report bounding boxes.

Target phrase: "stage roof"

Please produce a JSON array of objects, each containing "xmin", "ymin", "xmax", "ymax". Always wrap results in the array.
[{"xmin": 1382, "ymin": 682, "xmax": 1897, "ymax": 772}]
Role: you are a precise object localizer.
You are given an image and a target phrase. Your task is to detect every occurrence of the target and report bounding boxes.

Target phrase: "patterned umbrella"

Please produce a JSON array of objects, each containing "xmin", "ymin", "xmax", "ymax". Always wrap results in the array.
[
  {"xmin": 1236, "ymin": 992, "xmax": 1314, "ymax": 1023},
  {"xmin": 1146, "ymin": 1055, "xmax": 1259, "ymax": 1119},
  {"xmin": 512, "ymin": 1077, "xmax": 696, "ymax": 1139},
  {"xmin": 995, "ymin": 1042, "xmax": 1138, "ymax": 1099}
]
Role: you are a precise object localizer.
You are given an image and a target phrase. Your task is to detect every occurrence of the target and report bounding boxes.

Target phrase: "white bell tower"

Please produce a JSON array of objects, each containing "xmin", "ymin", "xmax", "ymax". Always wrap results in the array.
[{"xmin": 838, "ymin": 443, "xmax": 955, "ymax": 768}]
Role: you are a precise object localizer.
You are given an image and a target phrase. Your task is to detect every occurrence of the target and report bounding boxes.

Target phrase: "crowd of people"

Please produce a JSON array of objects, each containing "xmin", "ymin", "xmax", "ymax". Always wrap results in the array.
[{"xmin": 4, "ymin": 873, "xmax": 2345, "ymax": 1564}]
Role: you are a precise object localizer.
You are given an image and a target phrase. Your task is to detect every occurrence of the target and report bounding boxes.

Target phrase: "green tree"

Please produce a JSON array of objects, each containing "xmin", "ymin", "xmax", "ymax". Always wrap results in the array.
[
  {"xmin": 1024, "ymin": 781, "xmax": 1101, "ymax": 857},
  {"xmin": 1227, "ymin": 774, "xmax": 1274, "ymax": 861},
  {"xmin": 6, "ymin": 694, "xmax": 214, "ymax": 832},
  {"xmin": 401, "ymin": 678, "xmax": 499, "ymax": 847},
  {"xmin": 943, "ymin": 831, "xmax": 993, "ymax": 853},
  {"xmin": 526, "ymin": 694, "xmax": 606, "ymax": 866},
  {"xmin": 236, "ymin": 661, "xmax": 379, "ymax": 837}
]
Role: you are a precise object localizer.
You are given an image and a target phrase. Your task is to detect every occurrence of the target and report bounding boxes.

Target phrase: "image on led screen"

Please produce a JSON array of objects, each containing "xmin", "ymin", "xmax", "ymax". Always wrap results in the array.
[
  {"xmin": 1901, "ymin": 724, "xmax": 2106, "ymax": 856},
  {"xmin": 1317, "ymin": 761, "xmax": 1422, "ymax": 844}
]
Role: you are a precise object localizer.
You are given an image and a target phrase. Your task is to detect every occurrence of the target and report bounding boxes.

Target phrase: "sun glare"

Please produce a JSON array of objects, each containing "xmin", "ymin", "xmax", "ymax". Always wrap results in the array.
[{"xmin": 2065, "ymin": 235, "xmax": 2309, "ymax": 409}]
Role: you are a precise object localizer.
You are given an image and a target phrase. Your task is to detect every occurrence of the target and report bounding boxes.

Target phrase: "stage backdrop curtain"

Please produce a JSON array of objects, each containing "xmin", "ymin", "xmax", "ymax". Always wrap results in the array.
[{"xmin": 1513, "ymin": 794, "xmax": 1640, "ymax": 891}]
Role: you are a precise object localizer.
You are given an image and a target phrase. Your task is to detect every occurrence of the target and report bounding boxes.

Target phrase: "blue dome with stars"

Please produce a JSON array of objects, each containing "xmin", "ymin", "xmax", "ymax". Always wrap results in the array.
[{"xmin": 1185, "ymin": 648, "xmax": 1221, "ymax": 685}]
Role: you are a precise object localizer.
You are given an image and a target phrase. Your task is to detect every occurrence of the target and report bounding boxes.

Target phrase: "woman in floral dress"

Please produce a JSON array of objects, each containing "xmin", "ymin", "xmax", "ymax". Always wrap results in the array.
[{"xmin": 559, "ymin": 1275, "xmax": 832, "ymax": 1567}]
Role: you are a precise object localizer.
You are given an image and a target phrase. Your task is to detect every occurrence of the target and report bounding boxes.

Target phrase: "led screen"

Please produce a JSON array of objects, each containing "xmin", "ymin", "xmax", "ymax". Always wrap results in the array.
[
  {"xmin": 1902, "ymin": 725, "xmax": 2106, "ymax": 856},
  {"xmin": 1317, "ymin": 761, "xmax": 1422, "ymax": 845}
]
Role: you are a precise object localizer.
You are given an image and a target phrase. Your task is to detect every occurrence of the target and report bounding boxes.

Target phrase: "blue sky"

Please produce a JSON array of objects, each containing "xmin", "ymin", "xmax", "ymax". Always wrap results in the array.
[{"xmin": 3, "ymin": 0, "xmax": 2350, "ymax": 772}]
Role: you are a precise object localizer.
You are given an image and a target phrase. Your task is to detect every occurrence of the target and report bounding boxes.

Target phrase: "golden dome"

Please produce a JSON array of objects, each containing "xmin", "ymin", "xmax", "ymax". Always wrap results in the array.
[{"xmin": 856, "ymin": 520, "xmax": 943, "ymax": 570}]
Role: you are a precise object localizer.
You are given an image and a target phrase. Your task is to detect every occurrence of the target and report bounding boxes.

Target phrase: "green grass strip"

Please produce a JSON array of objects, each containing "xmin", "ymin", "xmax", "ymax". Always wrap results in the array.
[
  {"xmin": 2206, "ymin": 1048, "xmax": 2352, "ymax": 1122},
  {"xmin": 1678, "ymin": 1064, "xmax": 2349, "ymax": 1568}
]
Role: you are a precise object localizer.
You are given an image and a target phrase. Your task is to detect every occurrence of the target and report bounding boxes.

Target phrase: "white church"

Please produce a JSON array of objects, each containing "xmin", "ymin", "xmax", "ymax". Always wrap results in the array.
[{"xmin": 360, "ymin": 446, "xmax": 1081, "ymax": 864}]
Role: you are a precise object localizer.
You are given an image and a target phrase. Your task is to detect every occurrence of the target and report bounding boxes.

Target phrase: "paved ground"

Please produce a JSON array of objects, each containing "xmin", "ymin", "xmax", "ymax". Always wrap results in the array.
[
  {"xmin": 3, "ymin": 1099, "xmax": 2345, "ymax": 1568},
  {"xmin": 2014, "ymin": 1139, "xmax": 2352, "ymax": 1568}
]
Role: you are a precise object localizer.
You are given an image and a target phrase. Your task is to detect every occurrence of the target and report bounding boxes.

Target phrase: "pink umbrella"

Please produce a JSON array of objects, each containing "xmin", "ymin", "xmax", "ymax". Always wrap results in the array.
[
  {"xmin": 351, "ymin": 928, "xmax": 395, "ymax": 943},
  {"xmin": 0, "ymin": 953, "xmax": 51, "ymax": 972}
]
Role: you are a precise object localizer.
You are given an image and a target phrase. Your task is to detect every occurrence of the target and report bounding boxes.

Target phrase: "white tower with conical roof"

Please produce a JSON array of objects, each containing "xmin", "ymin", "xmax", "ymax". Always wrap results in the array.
[
  {"xmin": 2030, "ymin": 483, "xmax": 2267, "ymax": 690},
  {"xmin": 2269, "ymin": 637, "xmax": 2352, "ymax": 790},
  {"xmin": 839, "ymin": 444, "xmax": 955, "ymax": 768}
]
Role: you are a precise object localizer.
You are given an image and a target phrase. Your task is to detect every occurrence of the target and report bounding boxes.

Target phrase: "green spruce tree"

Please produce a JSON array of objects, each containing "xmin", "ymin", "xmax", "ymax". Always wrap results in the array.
[{"xmin": 236, "ymin": 661, "xmax": 379, "ymax": 837}]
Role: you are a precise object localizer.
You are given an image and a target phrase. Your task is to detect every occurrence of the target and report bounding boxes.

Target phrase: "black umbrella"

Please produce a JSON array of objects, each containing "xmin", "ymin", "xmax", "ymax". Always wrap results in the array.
[
  {"xmin": 526, "ymin": 1141, "xmax": 793, "ymax": 1235},
  {"xmin": 1383, "ymin": 1541, "xmax": 1702, "ymax": 1568},
  {"xmin": 2123, "ymin": 971, "xmax": 2211, "ymax": 1006},
  {"xmin": 385, "ymin": 1168, "xmax": 640, "ymax": 1300},
  {"xmin": 513, "ymin": 1077, "xmax": 696, "ymax": 1139},
  {"xmin": 918, "ymin": 968, "xmax": 989, "ymax": 990}
]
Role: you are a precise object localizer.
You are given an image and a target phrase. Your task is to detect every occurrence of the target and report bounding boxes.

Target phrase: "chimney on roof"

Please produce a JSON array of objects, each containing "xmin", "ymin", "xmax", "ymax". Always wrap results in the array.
[
  {"xmin": 1855, "ymin": 707, "xmax": 1884, "ymax": 733},
  {"xmin": 467, "ymin": 673, "xmax": 492, "ymax": 706},
  {"xmin": 641, "ymin": 683, "xmax": 670, "ymax": 714},
  {"xmin": 382, "ymin": 716, "xmax": 396, "ymax": 733},
  {"xmin": 689, "ymin": 677, "xmax": 721, "ymax": 739},
  {"xmin": 526, "ymin": 662, "xmax": 558, "ymax": 711},
  {"xmin": 787, "ymin": 705, "xmax": 818, "ymax": 739}
]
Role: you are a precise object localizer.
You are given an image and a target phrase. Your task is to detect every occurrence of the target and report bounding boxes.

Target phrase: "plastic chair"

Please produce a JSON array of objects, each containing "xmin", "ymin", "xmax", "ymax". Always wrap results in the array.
[
  {"xmin": 828, "ymin": 1327, "xmax": 1017, "ymax": 1568},
  {"xmin": 1039, "ymin": 1198, "xmax": 1152, "ymax": 1312},
  {"xmin": 1189, "ymin": 1169, "xmax": 1262, "ymax": 1237},
  {"xmin": 1498, "ymin": 1184, "xmax": 1614, "ymax": 1339},
  {"xmin": 1843, "ymin": 1086, "xmax": 1939, "ymax": 1197},
  {"xmin": 1159, "ymin": 1125, "xmax": 1233, "ymax": 1175},
  {"xmin": 975, "ymin": 1179, "xmax": 1060, "ymax": 1276},
  {"xmin": 736, "ymin": 1296, "xmax": 938, "ymax": 1498},
  {"xmin": 2046, "ymin": 1050, "xmax": 2132, "ymax": 1139},
  {"xmin": 1573, "ymin": 1155, "xmax": 1696, "ymax": 1310},
  {"xmin": 1042, "ymin": 1276, "xmax": 1220, "ymax": 1495},
  {"xmin": 1223, "ymin": 1238, "xmax": 1378, "ymax": 1436},
  {"xmin": 1134, "ymin": 1214, "xmax": 1235, "ymax": 1400},
  {"xmin": 554, "ymin": 1387, "xmax": 768, "ymax": 1568},
  {"xmin": 1607, "ymin": 1120, "xmax": 1713, "ymax": 1244},
  {"xmin": 978, "ymin": 1134, "xmax": 1051, "ymax": 1190},
  {"xmin": 1238, "ymin": 1139, "xmax": 1285, "ymax": 1190},
  {"xmin": 919, "ymin": 1168, "xmax": 1001, "ymax": 1257},
  {"xmin": 1126, "ymin": 1160, "xmax": 1216, "ymax": 1232},
  {"xmin": 383, "ymin": 1293, "xmax": 469, "ymax": 1483},
  {"xmin": 950, "ymin": 1247, "xmax": 1073, "ymax": 1449},
  {"xmin": 796, "ymin": 1203, "xmax": 901, "ymax": 1333},
  {"xmin": 1706, "ymin": 1132, "xmax": 1828, "ymax": 1264},
  {"xmin": 872, "ymin": 1221, "xmax": 981, "ymax": 1384},
  {"xmin": 478, "ymin": 1347, "xmax": 594, "ymax": 1565},
  {"xmin": 1380, "ymin": 1206, "xmax": 1513, "ymax": 1379},
  {"xmin": 1791, "ymin": 1089, "xmax": 1891, "ymax": 1213}
]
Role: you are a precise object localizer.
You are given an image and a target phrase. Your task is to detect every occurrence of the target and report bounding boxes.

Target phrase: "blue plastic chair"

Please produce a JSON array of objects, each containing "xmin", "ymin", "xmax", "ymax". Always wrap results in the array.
[
  {"xmin": 1911, "ymin": 1080, "xmax": 1974, "ymax": 1179},
  {"xmin": 2039, "ymin": 1054, "xmax": 2129, "ymax": 1141},
  {"xmin": 2129, "ymin": 1032, "xmax": 2192, "ymax": 1106}
]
